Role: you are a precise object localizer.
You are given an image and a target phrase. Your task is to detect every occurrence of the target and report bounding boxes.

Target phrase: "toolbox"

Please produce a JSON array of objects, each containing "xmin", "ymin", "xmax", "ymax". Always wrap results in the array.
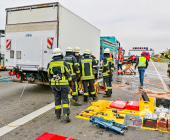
[
  {"xmin": 110, "ymin": 100, "xmax": 127, "ymax": 109},
  {"xmin": 143, "ymin": 113, "xmax": 157, "ymax": 128},
  {"xmin": 125, "ymin": 101, "xmax": 139, "ymax": 111},
  {"xmin": 156, "ymin": 98, "xmax": 170, "ymax": 108},
  {"xmin": 139, "ymin": 97, "xmax": 155, "ymax": 114},
  {"xmin": 124, "ymin": 115, "xmax": 142, "ymax": 127}
]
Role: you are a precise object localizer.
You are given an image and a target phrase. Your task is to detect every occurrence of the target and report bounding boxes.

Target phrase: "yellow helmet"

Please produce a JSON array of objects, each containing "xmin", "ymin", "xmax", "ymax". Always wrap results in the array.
[
  {"xmin": 52, "ymin": 48, "xmax": 62, "ymax": 56},
  {"xmin": 84, "ymin": 49, "xmax": 91, "ymax": 55},
  {"xmin": 66, "ymin": 47, "xmax": 73, "ymax": 52},
  {"xmin": 74, "ymin": 47, "xmax": 80, "ymax": 52}
]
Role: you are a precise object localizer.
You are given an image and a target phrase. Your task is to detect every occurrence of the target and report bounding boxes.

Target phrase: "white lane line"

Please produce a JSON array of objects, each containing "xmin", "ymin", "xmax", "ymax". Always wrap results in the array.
[
  {"xmin": 156, "ymin": 62, "xmax": 160, "ymax": 68},
  {"xmin": 151, "ymin": 60, "xmax": 169, "ymax": 92},
  {"xmin": 0, "ymin": 102, "xmax": 54, "ymax": 137}
]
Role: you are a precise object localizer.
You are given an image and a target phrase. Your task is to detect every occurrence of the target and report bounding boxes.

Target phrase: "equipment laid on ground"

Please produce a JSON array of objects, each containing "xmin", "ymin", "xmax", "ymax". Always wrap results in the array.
[
  {"xmin": 143, "ymin": 113, "xmax": 157, "ymax": 128},
  {"xmin": 90, "ymin": 116, "xmax": 125, "ymax": 135},
  {"xmin": 76, "ymin": 98, "xmax": 170, "ymax": 133},
  {"xmin": 141, "ymin": 91, "xmax": 150, "ymax": 101},
  {"xmin": 5, "ymin": 2, "xmax": 100, "ymax": 85},
  {"xmin": 36, "ymin": 132, "xmax": 77, "ymax": 140},
  {"xmin": 124, "ymin": 115, "xmax": 142, "ymax": 127}
]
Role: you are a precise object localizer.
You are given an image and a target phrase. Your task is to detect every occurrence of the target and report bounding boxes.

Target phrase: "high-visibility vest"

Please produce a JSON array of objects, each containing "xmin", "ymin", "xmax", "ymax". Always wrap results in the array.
[
  {"xmin": 47, "ymin": 60, "xmax": 72, "ymax": 86},
  {"xmin": 138, "ymin": 57, "xmax": 146, "ymax": 67}
]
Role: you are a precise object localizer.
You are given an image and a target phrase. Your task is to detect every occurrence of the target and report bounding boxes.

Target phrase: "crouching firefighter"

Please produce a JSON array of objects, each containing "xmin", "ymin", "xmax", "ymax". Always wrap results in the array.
[
  {"xmin": 64, "ymin": 47, "xmax": 82, "ymax": 106},
  {"xmin": 47, "ymin": 48, "xmax": 73, "ymax": 122},
  {"xmin": 102, "ymin": 48, "xmax": 114, "ymax": 98},
  {"xmin": 79, "ymin": 49, "xmax": 98, "ymax": 102},
  {"xmin": 161, "ymin": 52, "xmax": 170, "ymax": 79}
]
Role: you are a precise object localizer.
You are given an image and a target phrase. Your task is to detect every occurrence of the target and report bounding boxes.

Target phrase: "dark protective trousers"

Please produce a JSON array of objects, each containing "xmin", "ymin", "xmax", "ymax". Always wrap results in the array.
[
  {"xmin": 52, "ymin": 85, "xmax": 70, "ymax": 116},
  {"xmin": 82, "ymin": 80, "xmax": 96, "ymax": 97},
  {"xmin": 117, "ymin": 64, "xmax": 122, "ymax": 70},
  {"xmin": 103, "ymin": 76, "xmax": 112, "ymax": 94},
  {"xmin": 72, "ymin": 77, "xmax": 78, "ymax": 101}
]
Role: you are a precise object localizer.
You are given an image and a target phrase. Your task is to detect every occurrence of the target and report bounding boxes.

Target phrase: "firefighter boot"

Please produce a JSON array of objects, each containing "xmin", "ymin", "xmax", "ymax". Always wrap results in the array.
[
  {"xmin": 84, "ymin": 96, "xmax": 88, "ymax": 102},
  {"xmin": 72, "ymin": 100, "xmax": 82, "ymax": 106},
  {"xmin": 63, "ymin": 114, "xmax": 71, "ymax": 122},
  {"xmin": 103, "ymin": 93, "xmax": 111, "ymax": 98},
  {"xmin": 56, "ymin": 115, "xmax": 61, "ymax": 119}
]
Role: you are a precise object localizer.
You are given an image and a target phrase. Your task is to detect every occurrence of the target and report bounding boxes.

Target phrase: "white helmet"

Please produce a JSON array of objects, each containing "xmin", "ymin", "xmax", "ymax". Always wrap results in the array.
[
  {"xmin": 84, "ymin": 49, "xmax": 91, "ymax": 55},
  {"xmin": 74, "ymin": 47, "xmax": 80, "ymax": 52},
  {"xmin": 104, "ymin": 48, "xmax": 110, "ymax": 54},
  {"xmin": 53, "ymin": 48, "xmax": 62, "ymax": 56},
  {"xmin": 66, "ymin": 47, "xmax": 73, "ymax": 52}
]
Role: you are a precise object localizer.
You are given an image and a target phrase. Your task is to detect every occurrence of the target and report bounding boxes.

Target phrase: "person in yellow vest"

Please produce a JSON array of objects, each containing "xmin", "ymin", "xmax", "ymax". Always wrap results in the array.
[
  {"xmin": 135, "ymin": 53, "xmax": 148, "ymax": 89},
  {"xmin": 161, "ymin": 52, "xmax": 170, "ymax": 79}
]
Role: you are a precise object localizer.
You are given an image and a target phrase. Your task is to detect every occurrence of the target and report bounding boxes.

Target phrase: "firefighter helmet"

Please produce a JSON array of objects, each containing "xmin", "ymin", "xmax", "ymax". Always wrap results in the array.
[
  {"xmin": 104, "ymin": 48, "xmax": 110, "ymax": 54},
  {"xmin": 74, "ymin": 47, "xmax": 80, "ymax": 52},
  {"xmin": 53, "ymin": 48, "xmax": 62, "ymax": 56},
  {"xmin": 84, "ymin": 49, "xmax": 91, "ymax": 55},
  {"xmin": 66, "ymin": 47, "xmax": 73, "ymax": 52}
]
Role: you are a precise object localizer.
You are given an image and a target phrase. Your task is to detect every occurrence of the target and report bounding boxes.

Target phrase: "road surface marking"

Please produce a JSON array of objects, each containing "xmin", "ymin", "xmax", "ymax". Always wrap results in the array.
[
  {"xmin": 0, "ymin": 102, "xmax": 55, "ymax": 137},
  {"xmin": 151, "ymin": 60, "xmax": 169, "ymax": 92}
]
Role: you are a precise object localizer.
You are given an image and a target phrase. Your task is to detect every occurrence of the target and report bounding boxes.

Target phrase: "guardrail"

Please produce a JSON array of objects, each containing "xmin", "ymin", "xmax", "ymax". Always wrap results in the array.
[{"xmin": 151, "ymin": 57, "xmax": 169, "ymax": 63}]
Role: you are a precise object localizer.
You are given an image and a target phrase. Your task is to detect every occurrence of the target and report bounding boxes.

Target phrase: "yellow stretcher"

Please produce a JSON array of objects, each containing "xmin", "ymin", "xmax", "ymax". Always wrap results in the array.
[
  {"xmin": 122, "ymin": 62, "xmax": 136, "ymax": 75},
  {"xmin": 76, "ymin": 99, "xmax": 170, "ymax": 133}
]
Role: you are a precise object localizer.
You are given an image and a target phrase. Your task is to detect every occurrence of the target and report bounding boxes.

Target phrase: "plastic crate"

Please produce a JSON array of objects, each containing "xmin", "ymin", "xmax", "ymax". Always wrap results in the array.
[{"xmin": 139, "ymin": 97, "xmax": 155, "ymax": 114}]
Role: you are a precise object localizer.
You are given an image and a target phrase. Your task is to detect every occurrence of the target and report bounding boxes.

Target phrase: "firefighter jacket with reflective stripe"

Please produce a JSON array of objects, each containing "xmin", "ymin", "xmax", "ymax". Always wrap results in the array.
[
  {"xmin": 102, "ymin": 55, "xmax": 114, "ymax": 77},
  {"xmin": 73, "ymin": 53, "xmax": 82, "ymax": 67},
  {"xmin": 138, "ymin": 57, "xmax": 146, "ymax": 67},
  {"xmin": 64, "ymin": 52, "xmax": 80, "ymax": 77},
  {"xmin": 79, "ymin": 54, "xmax": 98, "ymax": 80},
  {"xmin": 47, "ymin": 56, "xmax": 72, "ymax": 86}
]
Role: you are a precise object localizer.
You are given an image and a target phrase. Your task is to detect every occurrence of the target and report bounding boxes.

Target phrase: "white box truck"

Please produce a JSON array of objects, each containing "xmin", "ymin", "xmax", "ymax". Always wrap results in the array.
[{"xmin": 5, "ymin": 2, "xmax": 100, "ymax": 84}]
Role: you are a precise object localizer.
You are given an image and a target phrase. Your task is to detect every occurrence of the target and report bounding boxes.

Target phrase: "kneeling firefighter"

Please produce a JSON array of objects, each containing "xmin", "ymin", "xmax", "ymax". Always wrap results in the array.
[
  {"xmin": 79, "ymin": 49, "xmax": 98, "ymax": 102},
  {"xmin": 47, "ymin": 48, "xmax": 73, "ymax": 122},
  {"xmin": 64, "ymin": 47, "xmax": 82, "ymax": 106},
  {"xmin": 161, "ymin": 52, "xmax": 170, "ymax": 79},
  {"xmin": 102, "ymin": 48, "xmax": 114, "ymax": 97}
]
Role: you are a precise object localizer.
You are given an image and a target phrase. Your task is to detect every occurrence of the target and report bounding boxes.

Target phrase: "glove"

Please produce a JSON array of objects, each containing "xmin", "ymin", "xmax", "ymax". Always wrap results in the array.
[
  {"xmin": 110, "ymin": 72, "xmax": 113, "ymax": 76},
  {"xmin": 91, "ymin": 55, "xmax": 95, "ymax": 59},
  {"xmin": 76, "ymin": 73, "xmax": 81, "ymax": 79},
  {"xmin": 69, "ymin": 81, "xmax": 74, "ymax": 89}
]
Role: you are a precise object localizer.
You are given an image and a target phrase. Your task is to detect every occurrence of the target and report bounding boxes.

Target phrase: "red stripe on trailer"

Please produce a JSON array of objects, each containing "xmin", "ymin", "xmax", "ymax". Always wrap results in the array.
[
  {"xmin": 6, "ymin": 40, "xmax": 11, "ymax": 50},
  {"xmin": 47, "ymin": 37, "xmax": 54, "ymax": 49}
]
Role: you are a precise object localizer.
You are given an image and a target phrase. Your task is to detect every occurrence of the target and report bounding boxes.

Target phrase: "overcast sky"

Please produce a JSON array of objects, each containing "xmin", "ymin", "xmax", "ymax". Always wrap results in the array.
[{"xmin": 0, "ymin": 0, "xmax": 170, "ymax": 55}]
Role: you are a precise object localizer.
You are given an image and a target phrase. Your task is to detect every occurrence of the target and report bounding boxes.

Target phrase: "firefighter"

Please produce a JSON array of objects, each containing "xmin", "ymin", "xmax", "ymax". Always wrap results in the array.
[
  {"xmin": 64, "ymin": 47, "xmax": 82, "ymax": 106},
  {"xmin": 117, "ymin": 54, "xmax": 123, "ymax": 75},
  {"xmin": 161, "ymin": 52, "xmax": 170, "ymax": 78},
  {"xmin": 102, "ymin": 48, "xmax": 114, "ymax": 98},
  {"xmin": 47, "ymin": 48, "xmax": 73, "ymax": 122},
  {"xmin": 73, "ymin": 47, "xmax": 83, "ymax": 96},
  {"xmin": 79, "ymin": 49, "xmax": 98, "ymax": 102}
]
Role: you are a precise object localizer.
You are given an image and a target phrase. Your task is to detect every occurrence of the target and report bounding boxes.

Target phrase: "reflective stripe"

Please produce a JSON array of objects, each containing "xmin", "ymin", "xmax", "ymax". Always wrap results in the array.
[
  {"xmin": 68, "ymin": 77, "xmax": 72, "ymax": 81},
  {"xmin": 63, "ymin": 104, "xmax": 69, "ymax": 108},
  {"xmin": 111, "ymin": 67, "xmax": 114, "ymax": 70},
  {"xmin": 90, "ymin": 63, "xmax": 93, "ymax": 77},
  {"xmin": 55, "ymin": 105, "xmax": 62, "ymax": 109},
  {"xmin": 107, "ymin": 87, "xmax": 112, "ymax": 89},
  {"xmin": 102, "ymin": 72, "xmax": 110, "ymax": 77},
  {"xmin": 138, "ymin": 57, "xmax": 146, "ymax": 67},
  {"xmin": 68, "ymin": 94, "xmax": 70, "ymax": 108},
  {"xmin": 67, "ymin": 62, "xmax": 75, "ymax": 76},
  {"xmin": 84, "ymin": 92, "xmax": 89, "ymax": 96},
  {"xmin": 91, "ymin": 91, "xmax": 96, "ymax": 95},
  {"xmin": 76, "ymin": 70, "xmax": 80, "ymax": 74},
  {"xmin": 64, "ymin": 66, "xmax": 70, "ymax": 73},
  {"xmin": 105, "ymin": 82, "xmax": 108, "ymax": 91},
  {"xmin": 72, "ymin": 82, "xmax": 78, "ymax": 95},
  {"xmin": 81, "ymin": 75, "xmax": 95, "ymax": 80}
]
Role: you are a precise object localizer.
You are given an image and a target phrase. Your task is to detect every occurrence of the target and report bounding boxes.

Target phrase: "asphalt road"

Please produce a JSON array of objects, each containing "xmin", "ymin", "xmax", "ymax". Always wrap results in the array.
[{"xmin": 0, "ymin": 61, "xmax": 170, "ymax": 140}]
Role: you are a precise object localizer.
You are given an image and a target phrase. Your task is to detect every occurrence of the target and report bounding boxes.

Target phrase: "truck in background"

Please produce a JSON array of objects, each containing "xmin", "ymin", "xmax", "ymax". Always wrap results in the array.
[
  {"xmin": 0, "ymin": 30, "xmax": 5, "ymax": 70},
  {"xmin": 100, "ymin": 36, "xmax": 121, "ymax": 59},
  {"xmin": 5, "ymin": 2, "xmax": 100, "ymax": 84}
]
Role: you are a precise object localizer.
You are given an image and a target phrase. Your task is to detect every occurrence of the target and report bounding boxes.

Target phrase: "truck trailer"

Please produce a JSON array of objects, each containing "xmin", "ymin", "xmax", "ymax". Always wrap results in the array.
[{"xmin": 5, "ymin": 2, "xmax": 100, "ymax": 84}]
